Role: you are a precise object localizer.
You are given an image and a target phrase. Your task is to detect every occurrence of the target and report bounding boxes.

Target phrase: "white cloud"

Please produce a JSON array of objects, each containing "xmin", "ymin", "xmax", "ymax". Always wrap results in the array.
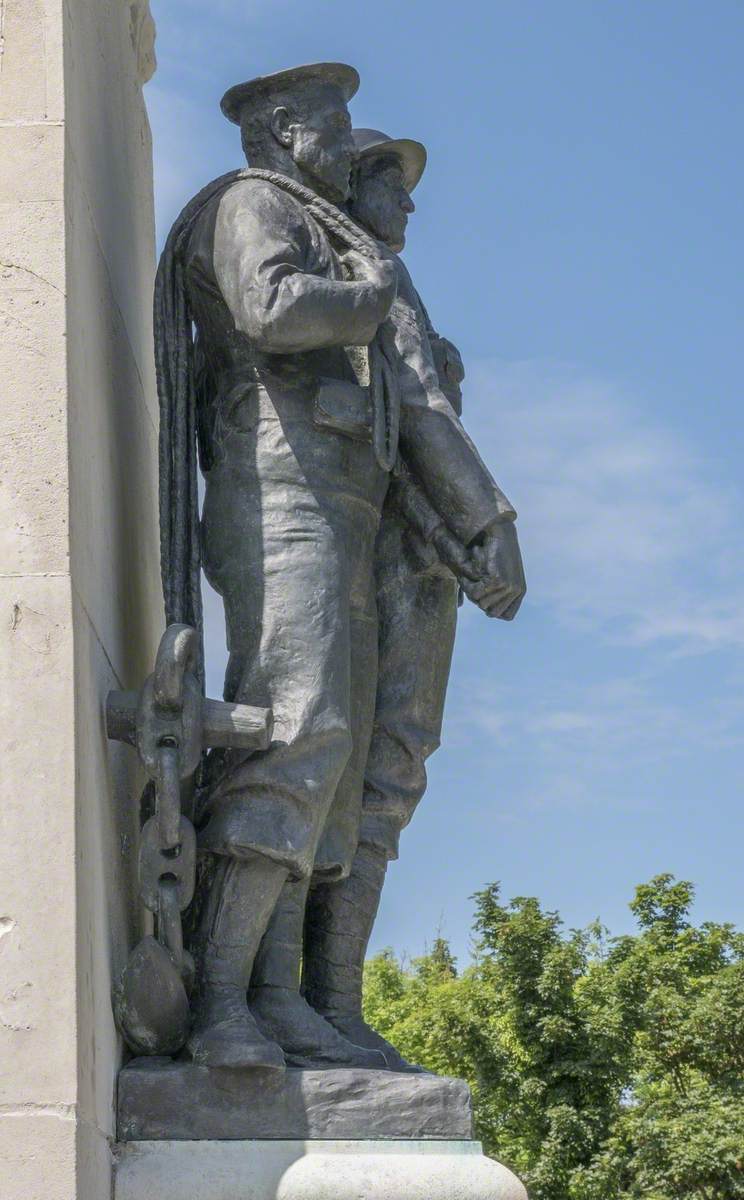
[
  {"xmin": 465, "ymin": 359, "xmax": 744, "ymax": 651},
  {"xmin": 444, "ymin": 360, "xmax": 744, "ymax": 811},
  {"xmin": 446, "ymin": 667, "xmax": 744, "ymax": 814},
  {"xmin": 531, "ymin": 710, "xmax": 597, "ymax": 734}
]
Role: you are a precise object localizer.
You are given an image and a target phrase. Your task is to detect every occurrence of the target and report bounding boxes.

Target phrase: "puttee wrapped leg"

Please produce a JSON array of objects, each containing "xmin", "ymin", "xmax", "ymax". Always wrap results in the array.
[{"xmin": 303, "ymin": 843, "xmax": 423, "ymax": 1073}]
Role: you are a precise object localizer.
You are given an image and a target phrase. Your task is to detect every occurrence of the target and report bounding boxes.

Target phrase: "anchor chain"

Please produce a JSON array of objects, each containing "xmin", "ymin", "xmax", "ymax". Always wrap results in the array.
[
  {"xmin": 135, "ymin": 625, "xmax": 200, "ymax": 984},
  {"xmin": 106, "ymin": 623, "xmax": 274, "ymax": 1055}
]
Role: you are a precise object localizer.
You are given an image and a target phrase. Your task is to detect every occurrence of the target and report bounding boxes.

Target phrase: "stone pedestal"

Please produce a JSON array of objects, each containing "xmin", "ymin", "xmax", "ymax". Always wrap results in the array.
[
  {"xmin": 115, "ymin": 1063, "xmax": 528, "ymax": 1199},
  {"xmin": 114, "ymin": 1139, "xmax": 527, "ymax": 1200}
]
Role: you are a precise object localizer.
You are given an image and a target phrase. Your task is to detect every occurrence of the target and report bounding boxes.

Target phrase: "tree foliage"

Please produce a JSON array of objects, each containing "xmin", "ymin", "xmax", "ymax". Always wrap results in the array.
[{"xmin": 363, "ymin": 875, "xmax": 744, "ymax": 1200}]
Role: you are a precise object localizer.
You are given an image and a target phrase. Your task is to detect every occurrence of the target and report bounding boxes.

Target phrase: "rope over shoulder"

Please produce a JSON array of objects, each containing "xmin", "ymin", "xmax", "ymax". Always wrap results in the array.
[{"xmin": 155, "ymin": 168, "xmax": 399, "ymax": 683}]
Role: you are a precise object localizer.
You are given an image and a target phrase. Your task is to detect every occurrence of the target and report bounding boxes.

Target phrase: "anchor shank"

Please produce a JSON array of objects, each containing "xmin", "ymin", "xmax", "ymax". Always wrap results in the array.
[{"xmin": 106, "ymin": 690, "xmax": 273, "ymax": 752}]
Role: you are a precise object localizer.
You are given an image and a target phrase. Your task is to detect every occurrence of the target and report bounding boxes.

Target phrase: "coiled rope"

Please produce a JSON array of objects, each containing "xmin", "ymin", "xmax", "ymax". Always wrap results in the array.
[{"xmin": 156, "ymin": 167, "xmax": 399, "ymax": 677}]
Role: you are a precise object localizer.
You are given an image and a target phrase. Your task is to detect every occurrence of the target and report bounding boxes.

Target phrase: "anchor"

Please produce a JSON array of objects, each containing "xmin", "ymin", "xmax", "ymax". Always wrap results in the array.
[{"xmin": 106, "ymin": 624, "xmax": 273, "ymax": 1056}]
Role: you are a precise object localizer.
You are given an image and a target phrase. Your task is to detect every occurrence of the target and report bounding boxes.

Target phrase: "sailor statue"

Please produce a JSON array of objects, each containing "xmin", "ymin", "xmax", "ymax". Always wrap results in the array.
[{"xmin": 153, "ymin": 62, "xmax": 525, "ymax": 1072}]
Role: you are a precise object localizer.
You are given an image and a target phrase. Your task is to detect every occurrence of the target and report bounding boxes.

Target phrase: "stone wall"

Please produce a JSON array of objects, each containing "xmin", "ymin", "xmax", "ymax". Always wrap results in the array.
[{"xmin": 0, "ymin": 1, "xmax": 159, "ymax": 1195}]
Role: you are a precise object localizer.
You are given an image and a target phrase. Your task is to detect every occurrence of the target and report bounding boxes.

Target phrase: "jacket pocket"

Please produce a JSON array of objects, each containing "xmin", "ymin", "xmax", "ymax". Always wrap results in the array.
[
  {"xmin": 223, "ymin": 383, "xmax": 259, "ymax": 433},
  {"xmin": 313, "ymin": 378, "xmax": 372, "ymax": 442}
]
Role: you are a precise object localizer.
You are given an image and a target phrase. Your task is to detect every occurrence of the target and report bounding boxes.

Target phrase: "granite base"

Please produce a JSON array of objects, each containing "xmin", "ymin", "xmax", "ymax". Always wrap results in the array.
[{"xmin": 114, "ymin": 1138, "xmax": 528, "ymax": 1200}]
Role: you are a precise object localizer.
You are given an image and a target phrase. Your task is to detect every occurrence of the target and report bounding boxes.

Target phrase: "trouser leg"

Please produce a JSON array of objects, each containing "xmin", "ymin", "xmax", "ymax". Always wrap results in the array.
[
  {"xmin": 313, "ymin": 606, "xmax": 380, "ymax": 877},
  {"xmin": 243, "ymin": 589, "xmax": 386, "ymax": 1069},
  {"xmin": 199, "ymin": 456, "xmax": 388, "ymax": 1068},
  {"xmin": 186, "ymin": 851, "xmax": 288, "ymax": 1070},
  {"xmin": 301, "ymin": 525, "xmax": 458, "ymax": 1072},
  {"xmin": 361, "ymin": 565, "xmax": 458, "ymax": 859},
  {"xmin": 199, "ymin": 482, "xmax": 382, "ymax": 880}
]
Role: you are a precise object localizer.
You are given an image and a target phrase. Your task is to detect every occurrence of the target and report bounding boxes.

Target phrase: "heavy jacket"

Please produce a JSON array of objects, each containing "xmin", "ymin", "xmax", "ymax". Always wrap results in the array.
[{"xmin": 159, "ymin": 171, "xmax": 510, "ymax": 878}]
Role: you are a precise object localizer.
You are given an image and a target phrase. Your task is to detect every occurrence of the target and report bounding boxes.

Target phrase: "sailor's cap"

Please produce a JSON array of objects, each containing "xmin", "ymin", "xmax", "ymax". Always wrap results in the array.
[
  {"xmin": 352, "ymin": 128, "xmax": 427, "ymax": 193},
  {"xmin": 221, "ymin": 62, "xmax": 360, "ymax": 125}
]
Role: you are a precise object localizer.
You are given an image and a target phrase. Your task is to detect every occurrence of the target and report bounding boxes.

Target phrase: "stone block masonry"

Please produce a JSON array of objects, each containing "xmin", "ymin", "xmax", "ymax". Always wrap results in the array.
[{"xmin": 0, "ymin": 2, "xmax": 160, "ymax": 1197}]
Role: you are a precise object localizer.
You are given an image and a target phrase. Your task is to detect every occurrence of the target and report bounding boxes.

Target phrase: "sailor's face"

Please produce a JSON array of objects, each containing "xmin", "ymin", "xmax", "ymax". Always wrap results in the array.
[
  {"xmin": 289, "ymin": 86, "xmax": 355, "ymax": 202},
  {"xmin": 350, "ymin": 157, "xmax": 414, "ymax": 252}
]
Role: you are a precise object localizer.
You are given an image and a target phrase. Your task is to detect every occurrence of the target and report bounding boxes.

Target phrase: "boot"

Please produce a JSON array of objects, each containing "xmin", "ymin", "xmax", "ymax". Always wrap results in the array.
[
  {"xmin": 303, "ymin": 843, "xmax": 423, "ymax": 1073},
  {"xmin": 187, "ymin": 853, "xmax": 288, "ymax": 1070},
  {"xmin": 249, "ymin": 875, "xmax": 386, "ymax": 1070}
]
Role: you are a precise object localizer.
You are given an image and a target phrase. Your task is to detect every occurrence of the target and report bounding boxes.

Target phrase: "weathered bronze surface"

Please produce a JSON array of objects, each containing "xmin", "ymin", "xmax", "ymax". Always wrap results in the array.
[
  {"xmin": 112, "ymin": 60, "xmax": 525, "ymax": 1111},
  {"xmin": 118, "ymin": 1061, "xmax": 473, "ymax": 1141}
]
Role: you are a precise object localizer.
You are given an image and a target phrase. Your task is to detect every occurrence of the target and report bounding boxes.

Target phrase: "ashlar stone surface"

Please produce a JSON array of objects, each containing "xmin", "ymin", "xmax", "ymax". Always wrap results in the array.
[{"xmin": 0, "ymin": 2, "xmax": 160, "ymax": 1199}]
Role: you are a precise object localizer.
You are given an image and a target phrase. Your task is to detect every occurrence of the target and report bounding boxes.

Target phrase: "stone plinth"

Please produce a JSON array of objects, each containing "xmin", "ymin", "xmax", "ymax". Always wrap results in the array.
[
  {"xmin": 114, "ymin": 1138, "xmax": 527, "ymax": 1200},
  {"xmin": 115, "ymin": 1065, "xmax": 533, "ymax": 1198},
  {"xmin": 118, "ymin": 1061, "xmax": 473, "ymax": 1141}
]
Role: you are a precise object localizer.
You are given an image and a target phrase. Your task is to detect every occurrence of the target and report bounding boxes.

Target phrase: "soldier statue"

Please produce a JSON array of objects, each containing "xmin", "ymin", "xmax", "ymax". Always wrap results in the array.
[
  {"xmin": 303, "ymin": 127, "xmax": 491, "ymax": 1072},
  {"xmin": 156, "ymin": 62, "xmax": 525, "ymax": 1073}
]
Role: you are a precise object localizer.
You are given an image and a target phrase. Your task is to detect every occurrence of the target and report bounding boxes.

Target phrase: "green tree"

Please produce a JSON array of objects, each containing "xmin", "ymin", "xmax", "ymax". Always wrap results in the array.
[{"xmin": 363, "ymin": 875, "xmax": 744, "ymax": 1200}]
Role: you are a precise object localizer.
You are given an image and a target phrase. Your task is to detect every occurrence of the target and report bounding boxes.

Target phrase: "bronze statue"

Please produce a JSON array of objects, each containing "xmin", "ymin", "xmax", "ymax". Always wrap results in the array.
[
  {"xmin": 149, "ymin": 61, "xmax": 525, "ymax": 1074},
  {"xmin": 303, "ymin": 127, "xmax": 483, "ymax": 1072}
]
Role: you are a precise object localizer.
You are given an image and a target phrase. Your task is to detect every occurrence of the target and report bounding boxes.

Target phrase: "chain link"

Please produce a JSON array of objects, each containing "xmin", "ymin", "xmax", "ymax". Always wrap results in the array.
[{"xmin": 135, "ymin": 627, "xmax": 199, "ymax": 973}]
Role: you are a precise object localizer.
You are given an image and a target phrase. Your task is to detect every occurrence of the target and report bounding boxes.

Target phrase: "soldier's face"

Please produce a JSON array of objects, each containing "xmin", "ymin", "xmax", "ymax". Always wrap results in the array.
[
  {"xmin": 349, "ymin": 157, "xmax": 414, "ymax": 252},
  {"xmin": 288, "ymin": 86, "xmax": 355, "ymax": 202}
]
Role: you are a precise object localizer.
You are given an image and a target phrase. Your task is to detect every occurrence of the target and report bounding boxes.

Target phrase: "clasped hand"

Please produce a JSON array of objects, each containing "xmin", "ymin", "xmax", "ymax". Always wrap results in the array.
[{"xmin": 431, "ymin": 519, "xmax": 526, "ymax": 621}]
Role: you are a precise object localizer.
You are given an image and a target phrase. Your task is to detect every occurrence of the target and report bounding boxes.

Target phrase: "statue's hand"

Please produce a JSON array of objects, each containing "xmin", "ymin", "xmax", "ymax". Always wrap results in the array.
[
  {"xmin": 464, "ymin": 519, "xmax": 526, "ymax": 620},
  {"xmin": 430, "ymin": 335, "xmax": 465, "ymax": 414},
  {"xmin": 340, "ymin": 250, "xmax": 397, "ymax": 310},
  {"xmin": 431, "ymin": 525, "xmax": 479, "ymax": 579},
  {"xmin": 432, "ymin": 336, "xmax": 465, "ymax": 386}
]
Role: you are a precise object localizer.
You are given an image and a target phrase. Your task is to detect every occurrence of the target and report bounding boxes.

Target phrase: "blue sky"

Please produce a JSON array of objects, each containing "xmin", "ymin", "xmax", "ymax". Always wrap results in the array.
[{"xmin": 147, "ymin": 0, "xmax": 744, "ymax": 963}]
